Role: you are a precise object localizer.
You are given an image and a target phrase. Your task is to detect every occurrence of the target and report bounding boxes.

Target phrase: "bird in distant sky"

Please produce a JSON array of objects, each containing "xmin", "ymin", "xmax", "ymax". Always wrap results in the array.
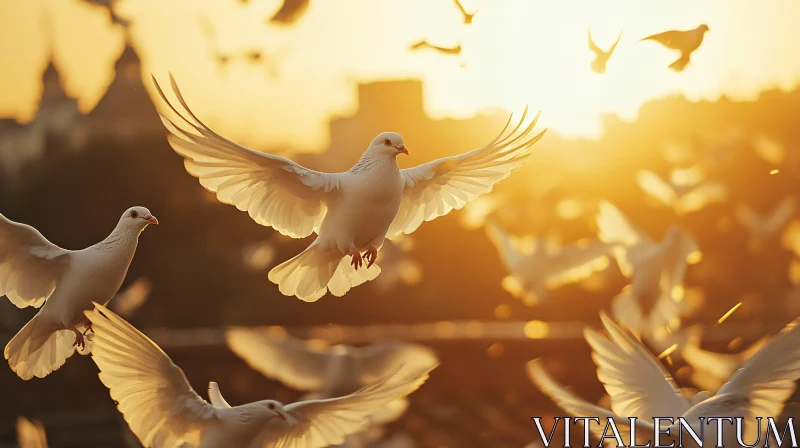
[
  {"xmin": 529, "ymin": 312, "xmax": 800, "ymax": 446},
  {"xmin": 641, "ymin": 24, "xmax": 709, "ymax": 71},
  {"xmin": 85, "ymin": 304, "xmax": 435, "ymax": 448},
  {"xmin": 636, "ymin": 168, "xmax": 727, "ymax": 215},
  {"xmin": 1, "ymin": 207, "xmax": 157, "ymax": 380},
  {"xmin": 452, "ymin": 0, "xmax": 477, "ymax": 25},
  {"xmin": 588, "ymin": 30, "xmax": 621, "ymax": 74},
  {"xmin": 409, "ymin": 40, "xmax": 463, "ymax": 56},
  {"xmin": 269, "ymin": 0, "xmax": 310, "ymax": 25},
  {"xmin": 154, "ymin": 74, "xmax": 544, "ymax": 302}
]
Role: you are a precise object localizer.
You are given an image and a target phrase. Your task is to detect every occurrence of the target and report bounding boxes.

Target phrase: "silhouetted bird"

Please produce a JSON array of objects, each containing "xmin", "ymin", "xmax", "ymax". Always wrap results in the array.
[
  {"xmin": 641, "ymin": 24, "xmax": 709, "ymax": 72},
  {"xmin": 409, "ymin": 40, "xmax": 462, "ymax": 56},
  {"xmin": 269, "ymin": 0, "xmax": 310, "ymax": 25},
  {"xmin": 453, "ymin": 0, "xmax": 477, "ymax": 25},
  {"xmin": 588, "ymin": 30, "xmax": 621, "ymax": 74}
]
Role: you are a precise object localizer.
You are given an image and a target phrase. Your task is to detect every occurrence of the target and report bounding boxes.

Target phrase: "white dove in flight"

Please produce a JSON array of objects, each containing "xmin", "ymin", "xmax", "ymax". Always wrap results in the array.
[
  {"xmin": 588, "ymin": 30, "xmax": 621, "ymax": 74},
  {"xmin": 636, "ymin": 168, "xmax": 727, "ymax": 215},
  {"xmin": 1, "ymin": 207, "xmax": 157, "ymax": 380},
  {"xmin": 153, "ymin": 74, "xmax": 545, "ymax": 302},
  {"xmin": 486, "ymin": 223, "xmax": 614, "ymax": 306},
  {"xmin": 528, "ymin": 312, "xmax": 800, "ymax": 446},
  {"xmin": 85, "ymin": 304, "xmax": 435, "ymax": 448},
  {"xmin": 225, "ymin": 327, "xmax": 439, "ymax": 426},
  {"xmin": 596, "ymin": 201, "xmax": 699, "ymax": 314}
]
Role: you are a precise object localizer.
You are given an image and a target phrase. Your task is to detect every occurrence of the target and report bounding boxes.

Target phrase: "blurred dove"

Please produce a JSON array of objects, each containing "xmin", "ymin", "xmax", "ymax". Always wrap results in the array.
[
  {"xmin": 588, "ymin": 30, "xmax": 621, "ymax": 74},
  {"xmin": 528, "ymin": 312, "xmax": 800, "ymax": 446},
  {"xmin": 16, "ymin": 417, "xmax": 47, "ymax": 448},
  {"xmin": 452, "ymin": 0, "xmax": 477, "ymax": 25},
  {"xmin": 641, "ymin": 24, "xmax": 709, "ymax": 71},
  {"xmin": 109, "ymin": 277, "xmax": 152, "ymax": 318},
  {"xmin": 636, "ymin": 169, "xmax": 727, "ymax": 215},
  {"xmin": 736, "ymin": 197, "xmax": 796, "ymax": 252},
  {"xmin": 85, "ymin": 304, "xmax": 436, "ymax": 448},
  {"xmin": 487, "ymin": 223, "xmax": 614, "ymax": 306},
  {"xmin": 682, "ymin": 334, "xmax": 770, "ymax": 393},
  {"xmin": 781, "ymin": 220, "xmax": 800, "ymax": 258},
  {"xmin": 225, "ymin": 327, "xmax": 438, "ymax": 425},
  {"xmin": 596, "ymin": 201, "xmax": 698, "ymax": 314},
  {"xmin": 269, "ymin": 0, "xmax": 310, "ymax": 25},
  {"xmin": 372, "ymin": 237, "xmax": 422, "ymax": 294},
  {"xmin": 154, "ymin": 75, "xmax": 544, "ymax": 302},
  {"xmin": 2, "ymin": 207, "xmax": 157, "ymax": 380}
]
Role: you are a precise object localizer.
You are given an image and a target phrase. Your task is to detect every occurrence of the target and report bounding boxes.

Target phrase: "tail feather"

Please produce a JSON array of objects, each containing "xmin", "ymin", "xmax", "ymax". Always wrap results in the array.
[
  {"xmin": 4, "ymin": 315, "xmax": 78, "ymax": 380},
  {"xmin": 268, "ymin": 244, "xmax": 381, "ymax": 302}
]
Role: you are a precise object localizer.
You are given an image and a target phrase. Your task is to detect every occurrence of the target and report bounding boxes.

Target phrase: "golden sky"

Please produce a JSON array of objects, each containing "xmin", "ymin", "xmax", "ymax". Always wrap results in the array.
[{"xmin": 2, "ymin": 0, "xmax": 800, "ymax": 150}]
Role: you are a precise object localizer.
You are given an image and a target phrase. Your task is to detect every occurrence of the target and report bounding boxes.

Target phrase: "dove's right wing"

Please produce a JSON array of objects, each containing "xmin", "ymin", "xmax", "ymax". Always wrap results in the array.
[
  {"xmin": 486, "ymin": 223, "xmax": 526, "ymax": 272},
  {"xmin": 85, "ymin": 304, "xmax": 218, "ymax": 448},
  {"xmin": 682, "ymin": 337, "xmax": 768, "ymax": 392},
  {"xmin": 260, "ymin": 366, "xmax": 434, "ymax": 448},
  {"xmin": 715, "ymin": 319, "xmax": 800, "ymax": 421},
  {"xmin": 0, "ymin": 213, "xmax": 70, "ymax": 308},
  {"xmin": 154, "ymin": 75, "xmax": 341, "ymax": 239},
  {"xmin": 526, "ymin": 360, "xmax": 655, "ymax": 443},
  {"xmin": 225, "ymin": 327, "xmax": 329, "ymax": 391},
  {"xmin": 585, "ymin": 313, "xmax": 691, "ymax": 419}
]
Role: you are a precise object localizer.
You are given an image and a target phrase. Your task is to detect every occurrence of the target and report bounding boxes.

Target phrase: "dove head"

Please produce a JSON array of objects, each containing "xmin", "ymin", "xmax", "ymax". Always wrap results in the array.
[
  {"xmin": 120, "ymin": 206, "xmax": 159, "ymax": 232},
  {"xmin": 257, "ymin": 400, "xmax": 287, "ymax": 421},
  {"xmin": 367, "ymin": 132, "xmax": 408, "ymax": 157},
  {"xmin": 699, "ymin": 24, "xmax": 709, "ymax": 33}
]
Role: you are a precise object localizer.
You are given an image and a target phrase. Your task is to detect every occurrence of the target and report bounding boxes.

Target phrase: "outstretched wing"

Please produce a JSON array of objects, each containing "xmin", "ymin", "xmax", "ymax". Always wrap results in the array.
[
  {"xmin": 527, "ymin": 360, "xmax": 655, "ymax": 444},
  {"xmin": 716, "ymin": 319, "xmax": 800, "ymax": 422},
  {"xmin": 356, "ymin": 341, "xmax": 439, "ymax": 385},
  {"xmin": 225, "ymin": 327, "xmax": 330, "ymax": 391},
  {"xmin": 637, "ymin": 171, "xmax": 677, "ymax": 208},
  {"xmin": 387, "ymin": 109, "xmax": 545, "ymax": 238},
  {"xmin": 641, "ymin": 30, "xmax": 685, "ymax": 49},
  {"xmin": 262, "ymin": 366, "xmax": 435, "ymax": 448},
  {"xmin": 588, "ymin": 30, "xmax": 603, "ymax": 54},
  {"xmin": 0, "ymin": 213, "xmax": 70, "ymax": 308},
  {"xmin": 585, "ymin": 313, "xmax": 691, "ymax": 419},
  {"xmin": 85, "ymin": 304, "xmax": 217, "ymax": 448},
  {"xmin": 595, "ymin": 201, "xmax": 653, "ymax": 276},
  {"xmin": 154, "ymin": 74, "xmax": 341, "ymax": 239},
  {"xmin": 608, "ymin": 31, "xmax": 622, "ymax": 54}
]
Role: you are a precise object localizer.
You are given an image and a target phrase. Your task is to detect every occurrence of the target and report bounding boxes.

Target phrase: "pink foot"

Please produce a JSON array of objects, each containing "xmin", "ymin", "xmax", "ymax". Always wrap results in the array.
[
  {"xmin": 349, "ymin": 249, "xmax": 363, "ymax": 270},
  {"xmin": 72, "ymin": 327, "xmax": 86, "ymax": 350},
  {"xmin": 363, "ymin": 246, "xmax": 378, "ymax": 268}
]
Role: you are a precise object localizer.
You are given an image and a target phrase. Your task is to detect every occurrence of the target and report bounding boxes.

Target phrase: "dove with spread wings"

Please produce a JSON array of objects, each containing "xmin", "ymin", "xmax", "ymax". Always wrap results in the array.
[{"xmin": 153, "ymin": 75, "xmax": 545, "ymax": 302}]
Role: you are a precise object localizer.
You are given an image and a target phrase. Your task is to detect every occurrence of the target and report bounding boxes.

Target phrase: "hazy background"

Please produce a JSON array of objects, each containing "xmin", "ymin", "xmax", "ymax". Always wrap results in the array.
[{"xmin": 1, "ymin": 0, "xmax": 799, "ymax": 447}]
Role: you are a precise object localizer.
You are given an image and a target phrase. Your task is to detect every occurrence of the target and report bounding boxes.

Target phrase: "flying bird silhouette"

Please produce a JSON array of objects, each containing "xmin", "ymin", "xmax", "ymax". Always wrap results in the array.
[
  {"xmin": 636, "ymin": 168, "xmax": 727, "ymax": 215},
  {"xmin": 588, "ymin": 30, "xmax": 621, "ymax": 74},
  {"xmin": 269, "ymin": 0, "xmax": 310, "ymax": 25},
  {"xmin": 153, "ymin": 74, "xmax": 544, "ymax": 302},
  {"xmin": 452, "ymin": 0, "xmax": 477, "ymax": 25},
  {"xmin": 85, "ymin": 304, "xmax": 435, "ymax": 448},
  {"xmin": 409, "ymin": 40, "xmax": 463, "ymax": 56},
  {"xmin": 641, "ymin": 24, "xmax": 709, "ymax": 71},
  {"xmin": 1, "ymin": 207, "xmax": 157, "ymax": 380}
]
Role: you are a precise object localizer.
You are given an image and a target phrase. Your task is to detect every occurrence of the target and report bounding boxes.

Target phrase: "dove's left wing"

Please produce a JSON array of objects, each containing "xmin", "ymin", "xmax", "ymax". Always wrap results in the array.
[
  {"xmin": 588, "ymin": 30, "xmax": 603, "ymax": 55},
  {"xmin": 0, "ymin": 213, "xmax": 70, "ymax": 309},
  {"xmin": 386, "ymin": 110, "xmax": 545, "ymax": 238},
  {"xmin": 585, "ymin": 313, "xmax": 691, "ymax": 419},
  {"xmin": 259, "ymin": 366, "xmax": 435, "ymax": 448},
  {"xmin": 715, "ymin": 319, "xmax": 800, "ymax": 421},
  {"xmin": 208, "ymin": 382, "xmax": 233, "ymax": 409},
  {"xmin": 608, "ymin": 31, "xmax": 622, "ymax": 54},
  {"xmin": 85, "ymin": 304, "xmax": 218, "ymax": 448},
  {"xmin": 154, "ymin": 75, "xmax": 341, "ymax": 239}
]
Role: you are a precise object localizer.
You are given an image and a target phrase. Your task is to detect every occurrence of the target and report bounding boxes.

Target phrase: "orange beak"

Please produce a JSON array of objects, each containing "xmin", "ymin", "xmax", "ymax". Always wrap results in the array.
[
  {"xmin": 143, "ymin": 214, "xmax": 159, "ymax": 225},
  {"xmin": 396, "ymin": 144, "xmax": 408, "ymax": 155}
]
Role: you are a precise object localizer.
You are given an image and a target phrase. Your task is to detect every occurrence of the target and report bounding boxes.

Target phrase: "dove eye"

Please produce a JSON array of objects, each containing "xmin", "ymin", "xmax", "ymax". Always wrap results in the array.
[
  {"xmin": 267, "ymin": 403, "xmax": 276, "ymax": 410},
  {"xmin": 130, "ymin": 211, "xmax": 139, "ymax": 218},
  {"xmin": 383, "ymin": 138, "xmax": 391, "ymax": 147}
]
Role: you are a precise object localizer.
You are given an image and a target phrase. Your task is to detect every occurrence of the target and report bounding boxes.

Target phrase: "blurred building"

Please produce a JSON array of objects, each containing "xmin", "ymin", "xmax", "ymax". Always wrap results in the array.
[{"xmin": 300, "ymin": 79, "xmax": 509, "ymax": 172}]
